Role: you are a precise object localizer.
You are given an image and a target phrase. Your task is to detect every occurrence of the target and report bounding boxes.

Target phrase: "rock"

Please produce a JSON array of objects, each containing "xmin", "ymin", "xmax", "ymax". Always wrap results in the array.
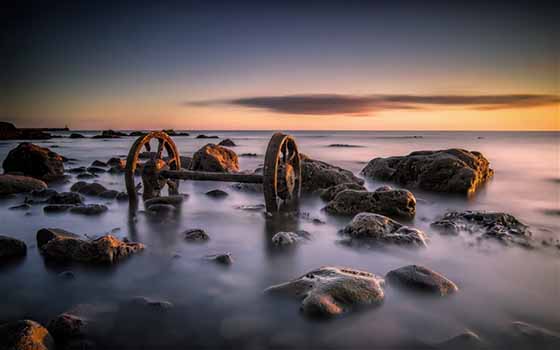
[
  {"xmin": 196, "ymin": 134, "xmax": 219, "ymax": 139},
  {"xmin": 235, "ymin": 204, "xmax": 265, "ymax": 211},
  {"xmin": 116, "ymin": 192, "xmax": 129, "ymax": 201},
  {"xmin": 91, "ymin": 160, "xmax": 107, "ymax": 167},
  {"xmin": 319, "ymin": 182, "xmax": 366, "ymax": 201},
  {"xmin": 184, "ymin": 229, "xmax": 210, "ymax": 242},
  {"xmin": 190, "ymin": 144, "xmax": 239, "ymax": 173},
  {"xmin": 300, "ymin": 155, "xmax": 364, "ymax": 193},
  {"xmin": 231, "ymin": 182, "xmax": 263, "ymax": 192},
  {"xmin": 144, "ymin": 195, "xmax": 184, "ymax": 207},
  {"xmin": 341, "ymin": 213, "xmax": 428, "ymax": 247},
  {"xmin": 328, "ymin": 144, "xmax": 363, "ymax": 148},
  {"xmin": 43, "ymin": 205, "xmax": 74, "ymax": 213},
  {"xmin": 99, "ymin": 190, "xmax": 119, "ymax": 199},
  {"xmin": 92, "ymin": 130, "xmax": 127, "ymax": 138},
  {"xmin": 46, "ymin": 192, "xmax": 83, "ymax": 205},
  {"xmin": 37, "ymin": 228, "xmax": 144, "ymax": 264},
  {"xmin": 434, "ymin": 330, "xmax": 485, "ymax": 350},
  {"xmin": 107, "ymin": 157, "xmax": 124, "ymax": 166},
  {"xmin": 0, "ymin": 319, "xmax": 54, "ymax": 350},
  {"xmin": 69, "ymin": 204, "xmax": 108, "ymax": 215},
  {"xmin": 70, "ymin": 182, "xmax": 108, "ymax": 196},
  {"xmin": 0, "ymin": 174, "xmax": 48, "ymax": 195},
  {"xmin": 179, "ymin": 156, "xmax": 192, "ymax": 170},
  {"xmin": 9, "ymin": 204, "xmax": 31, "ymax": 210},
  {"xmin": 271, "ymin": 231, "xmax": 310, "ymax": 246},
  {"xmin": 361, "ymin": 149, "xmax": 494, "ymax": 195},
  {"xmin": 218, "ymin": 138, "xmax": 236, "ymax": 147},
  {"xmin": 0, "ymin": 122, "xmax": 52, "ymax": 140},
  {"xmin": 68, "ymin": 166, "xmax": 87, "ymax": 174},
  {"xmin": 47, "ymin": 313, "xmax": 88, "ymax": 342},
  {"xmin": 2, "ymin": 143, "xmax": 65, "ymax": 181},
  {"xmin": 207, "ymin": 253, "xmax": 233, "ymax": 265},
  {"xmin": 69, "ymin": 133, "xmax": 85, "ymax": 139},
  {"xmin": 129, "ymin": 131, "xmax": 148, "ymax": 137},
  {"xmin": 76, "ymin": 173, "xmax": 97, "ymax": 179},
  {"xmin": 511, "ymin": 321, "xmax": 560, "ymax": 345},
  {"xmin": 239, "ymin": 153, "xmax": 258, "ymax": 157},
  {"xmin": 58, "ymin": 271, "xmax": 75, "ymax": 279},
  {"xmin": 265, "ymin": 266, "xmax": 385, "ymax": 317},
  {"xmin": 386, "ymin": 265, "xmax": 458, "ymax": 295},
  {"xmin": 431, "ymin": 211, "xmax": 532, "ymax": 247},
  {"xmin": 0, "ymin": 235, "xmax": 27, "ymax": 260},
  {"xmin": 128, "ymin": 296, "xmax": 174, "ymax": 311},
  {"xmin": 324, "ymin": 188, "xmax": 416, "ymax": 219},
  {"xmin": 147, "ymin": 204, "xmax": 176, "ymax": 214},
  {"xmin": 86, "ymin": 166, "xmax": 106, "ymax": 173},
  {"xmin": 30, "ymin": 188, "xmax": 58, "ymax": 198},
  {"xmin": 205, "ymin": 189, "xmax": 229, "ymax": 198}
]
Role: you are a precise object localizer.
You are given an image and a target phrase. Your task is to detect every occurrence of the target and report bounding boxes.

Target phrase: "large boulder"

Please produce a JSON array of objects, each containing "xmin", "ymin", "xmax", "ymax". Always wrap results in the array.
[
  {"xmin": 0, "ymin": 319, "xmax": 54, "ymax": 350},
  {"xmin": 386, "ymin": 265, "xmax": 458, "ymax": 295},
  {"xmin": 361, "ymin": 149, "xmax": 493, "ymax": 195},
  {"xmin": 2, "ymin": 143, "xmax": 65, "ymax": 181},
  {"xmin": 431, "ymin": 211, "xmax": 532, "ymax": 247},
  {"xmin": 0, "ymin": 235, "xmax": 27, "ymax": 260},
  {"xmin": 324, "ymin": 187, "xmax": 416, "ymax": 219},
  {"xmin": 0, "ymin": 122, "xmax": 52, "ymax": 140},
  {"xmin": 265, "ymin": 266, "xmax": 385, "ymax": 318},
  {"xmin": 301, "ymin": 155, "xmax": 364, "ymax": 193},
  {"xmin": 341, "ymin": 213, "xmax": 428, "ymax": 247},
  {"xmin": 0, "ymin": 174, "xmax": 47, "ymax": 195},
  {"xmin": 36, "ymin": 228, "xmax": 144, "ymax": 264},
  {"xmin": 190, "ymin": 144, "xmax": 239, "ymax": 173}
]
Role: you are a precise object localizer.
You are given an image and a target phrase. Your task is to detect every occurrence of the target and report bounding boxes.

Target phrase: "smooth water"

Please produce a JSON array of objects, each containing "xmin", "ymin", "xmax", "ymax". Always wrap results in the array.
[{"xmin": 1, "ymin": 131, "xmax": 559, "ymax": 349}]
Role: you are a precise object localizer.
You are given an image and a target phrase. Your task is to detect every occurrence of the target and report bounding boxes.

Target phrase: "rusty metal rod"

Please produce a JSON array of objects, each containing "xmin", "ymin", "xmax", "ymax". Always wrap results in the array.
[{"xmin": 161, "ymin": 170, "xmax": 264, "ymax": 184}]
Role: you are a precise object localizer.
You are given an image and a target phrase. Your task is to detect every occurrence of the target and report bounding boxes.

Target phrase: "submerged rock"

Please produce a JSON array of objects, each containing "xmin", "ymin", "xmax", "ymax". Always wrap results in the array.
[
  {"xmin": 386, "ymin": 265, "xmax": 458, "ymax": 295},
  {"xmin": 218, "ymin": 138, "xmax": 236, "ymax": 147},
  {"xmin": 92, "ymin": 130, "xmax": 127, "ymax": 138},
  {"xmin": 91, "ymin": 160, "xmax": 107, "ymax": 167},
  {"xmin": 70, "ymin": 181, "xmax": 108, "ymax": 196},
  {"xmin": 196, "ymin": 134, "xmax": 219, "ymax": 139},
  {"xmin": 37, "ymin": 228, "xmax": 144, "ymax": 264},
  {"xmin": 69, "ymin": 204, "xmax": 108, "ymax": 215},
  {"xmin": 361, "ymin": 149, "xmax": 493, "ymax": 195},
  {"xmin": 184, "ymin": 229, "xmax": 210, "ymax": 242},
  {"xmin": 207, "ymin": 253, "xmax": 233, "ymax": 265},
  {"xmin": 0, "ymin": 174, "xmax": 48, "ymax": 195},
  {"xmin": 46, "ymin": 192, "xmax": 83, "ymax": 205},
  {"xmin": 431, "ymin": 211, "xmax": 532, "ymax": 247},
  {"xmin": 301, "ymin": 155, "xmax": 364, "ymax": 193},
  {"xmin": 0, "ymin": 319, "xmax": 54, "ymax": 350},
  {"xmin": 319, "ymin": 182, "xmax": 367, "ymax": 201},
  {"xmin": 511, "ymin": 321, "xmax": 560, "ymax": 346},
  {"xmin": 205, "ymin": 189, "xmax": 229, "ymax": 198},
  {"xmin": 190, "ymin": 144, "xmax": 239, "ymax": 173},
  {"xmin": 341, "ymin": 213, "xmax": 428, "ymax": 247},
  {"xmin": 69, "ymin": 133, "xmax": 85, "ymax": 139},
  {"xmin": 265, "ymin": 266, "xmax": 385, "ymax": 317},
  {"xmin": 271, "ymin": 231, "xmax": 310, "ymax": 246},
  {"xmin": 0, "ymin": 235, "xmax": 27, "ymax": 260},
  {"xmin": 87, "ymin": 166, "xmax": 106, "ymax": 174},
  {"xmin": 324, "ymin": 187, "xmax": 416, "ymax": 219},
  {"xmin": 434, "ymin": 330, "xmax": 485, "ymax": 350},
  {"xmin": 2, "ymin": 143, "xmax": 65, "ymax": 181},
  {"xmin": 144, "ymin": 195, "xmax": 184, "ymax": 207}
]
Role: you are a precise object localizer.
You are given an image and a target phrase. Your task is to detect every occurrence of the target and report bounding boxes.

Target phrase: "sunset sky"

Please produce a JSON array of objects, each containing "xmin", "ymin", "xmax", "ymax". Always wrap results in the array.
[{"xmin": 2, "ymin": 1, "xmax": 558, "ymax": 130}]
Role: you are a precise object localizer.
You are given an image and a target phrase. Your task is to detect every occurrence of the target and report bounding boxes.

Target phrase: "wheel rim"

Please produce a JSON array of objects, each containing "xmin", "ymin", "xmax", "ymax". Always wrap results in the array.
[
  {"xmin": 263, "ymin": 133, "xmax": 301, "ymax": 213},
  {"xmin": 125, "ymin": 131, "xmax": 181, "ymax": 208}
]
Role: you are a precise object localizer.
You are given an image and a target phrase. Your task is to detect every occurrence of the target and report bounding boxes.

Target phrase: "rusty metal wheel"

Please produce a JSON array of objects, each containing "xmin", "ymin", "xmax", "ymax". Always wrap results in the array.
[
  {"xmin": 125, "ymin": 131, "xmax": 181, "ymax": 208},
  {"xmin": 263, "ymin": 133, "xmax": 301, "ymax": 213}
]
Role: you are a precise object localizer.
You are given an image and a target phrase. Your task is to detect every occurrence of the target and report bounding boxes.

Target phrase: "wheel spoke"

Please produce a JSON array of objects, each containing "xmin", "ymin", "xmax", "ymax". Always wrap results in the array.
[
  {"xmin": 144, "ymin": 142, "xmax": 151, "ymax": 152},
  {"xmin": 156, "ymin": 139, "xmax": 167, "ymax": 159}
]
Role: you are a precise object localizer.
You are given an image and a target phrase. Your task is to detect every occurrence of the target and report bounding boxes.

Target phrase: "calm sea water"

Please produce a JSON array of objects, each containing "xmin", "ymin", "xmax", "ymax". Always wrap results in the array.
[{"xmin": 1, "ymin": 131, "xmax": 559, "ymax": 349}]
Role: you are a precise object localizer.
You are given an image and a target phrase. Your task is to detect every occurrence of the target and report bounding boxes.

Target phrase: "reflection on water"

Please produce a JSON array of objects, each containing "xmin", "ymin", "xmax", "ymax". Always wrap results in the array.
[{"xmin": 0, "ymin": 131, "xmax": 559, "ymax": 348}]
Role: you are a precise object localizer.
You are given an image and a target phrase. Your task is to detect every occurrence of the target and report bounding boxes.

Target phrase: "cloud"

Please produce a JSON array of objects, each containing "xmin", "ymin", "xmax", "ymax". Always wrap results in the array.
[{"xmin": 188, "ymin": 93, "xmax": 560, "ymax": 115}]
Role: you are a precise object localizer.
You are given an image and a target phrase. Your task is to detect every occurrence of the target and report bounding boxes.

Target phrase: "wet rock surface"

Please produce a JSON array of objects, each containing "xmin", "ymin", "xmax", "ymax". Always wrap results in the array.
[
  {"xmin": 37, "ymin": 228, "xmax": 144, "ymax": 264},
  {"xmin": 511, "ymin": 321, "xmax": 560, "ymax": 347},
  {"xmin": 271, "ymin": 231, "xmax": 310, "ymax": 246},
  {"xmin": 386, "ymin": 265, "xmax": 458, "ymax": 295},
  {"xmin": 144, "ymin": 195, "xmax": 184, "ymax": 207},
  {"xmin": 434, "ymin": 330, "xmax": 485, "ymax": 350},
  {"xmin": 46, "ymin": 192, "xmax": 83, "ymax": 205},
  {"xmin": 319, "ymin": 182, "xmax": 367, "ymax": 201},
  {"xmin": 361, "ymin": 148, "xmax": 494, "ymax": 195},
  {"xmin": 69, "ymin": 204, "xmax": 109, "ymax": 215},
  {"xmin": 265, "ymin": 266, "xmax": 385, "ymax": 317},
  {"xmin": 0, "ymin": 174, "xmax": 48, "ymax": 195},
  {"xmin": 2, "ymin": 143, "xmax": 65, "ymax": 181},
  {"xmin": 190, "ymin": 144, "xmax": 240, "ymax": 173},
  {"xmin": 70, "ymin": 181, "xmax": 108, "ymax": 196},
  {"xmin": 196, "ymin": 134, "xmax": 219, "ymax": 139},
  {"xmin": 92, "ymin": 130, "xmax": 127, "ymax": 138},
  {"xmin": 0, "ymin": 235, "xmax": 27, "ymax": 260},
  {"xmin": 184, "ymin": 229, "xmax": 210, "ymax": 242},
  {"xmin": 301, "ymin": 155, "xmax": 364, "ymax": 193},
  {"xmin": 431, "ymin": 211, "xmax": 532, "ymax": 247},
  {"xmin": 205, "ymin": 189, "xmax": 229, "ymax": 198},
  {"xmin": 0, "ymin": 319, "xmax": 54, "ymax": 350},
  {"xmin": 218, "ymin": 138, "xmax": 236, "ymax": 147},
  {"xmin": 207, "ymin": 253, "xmax": 233, "ymax": 265},
  {"xmin": 324, "ymin": 187, "xmax": 416, "ymax": 219},
  {"xmin": 341, "ymin": 213, "xmax": 428, "ymax": 247}
]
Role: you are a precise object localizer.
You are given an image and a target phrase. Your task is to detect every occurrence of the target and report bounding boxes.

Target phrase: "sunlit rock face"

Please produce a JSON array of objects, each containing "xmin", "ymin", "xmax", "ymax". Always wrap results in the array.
[
  {"xmin": 361, "ymin": 149, "xmax": 493, "ymax": 195},
  {"xmin": 265, "ymin": 266, "xmax": 385, "ymax": 318},
  {"xmin": 341, "ymin": 212, "xmax": 428, "ymax": 247},
  {"xmin": 0, "ymin": 319, "xmax": 55, "ymax": 350},
  {"xmin": 2, "ymin": 143, "xmax": 65, "ymax": 181},
  {"xmin": 190, "ymin": 144, "xmax": 240, "ymax": 173},
  {"xmin": 300, "ymin": 154, "xmax": 364, "ymax": 193},
  {"xmin": 324, "ymin": 187, "xmax": 416, "ymax": 219}
]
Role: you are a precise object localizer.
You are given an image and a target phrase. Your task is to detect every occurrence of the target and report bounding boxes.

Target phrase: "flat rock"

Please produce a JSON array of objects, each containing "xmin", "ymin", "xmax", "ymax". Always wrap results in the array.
[
  {"xmin": 301, "ymin": 155, "xmax": 364, "ymax": 193},
  {"xmin": 341, "ymin": 213, "xmax": 428, "ymax": 247},
  {"xmin": 265, "ymin": 266, "xmax": 384, "ymax": 318},
  {"xmin": 431, "ymin": 211, "xmax": 532, "ymax": 247},
  {"xmin": 70, "ymin": 181, "xmax": 108, "ymax": 196},
  {"xmin": 190, "ymin": 144, "xmax": 239, "ymax": 173},
  {"xmin": 0, "ymin": 319, "xmax": 54, "ymax": 350},
  {"xmin": 37, "ymin": 228, "xmax": 144, "ymax": 264},
  {"xmin": 0, "ymin": 174, "xmax": 48, "ymax": 195},
  {"xmin": 0, "ymin": 235, "xmax": 27, "ymax": 260},
  {"xmin": 205, "ymin": 189, "xmax": 229, "ymax": 198},
  {"xmin": 69, "ymin": 204, "xmax": 108, "ymax": 215},
  {"xmin": 361, "ymin": 149, "xmax": 494, "ymax": 195},
  {"xmin": 386, "ymin": 265, "xmax": 458, "ymax": 295},
  {"xmin": 184, "ymin": 229, "xmax": 210, "ymax": 242},
  {"xmin": 319, "ymin": 182, "xmax": 367, "ymax": 201},
  {"xmin": 46, "ymin": 192, "xmax": 83, "ymax": 205},
  {"xmin": 2, "ymin": 142, "xmax": 65, "ymax": 181},
  {"xmin": 196, "ymin": 134, "xmax": 219, "ymax": 139},
  {"xmin": 324, "ymin": 187, "xmax": 416, "ymax": 219}
]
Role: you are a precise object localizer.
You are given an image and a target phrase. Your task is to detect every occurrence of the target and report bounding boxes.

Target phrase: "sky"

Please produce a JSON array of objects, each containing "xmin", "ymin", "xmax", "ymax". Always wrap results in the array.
[{"xmin": 1, "ymin": 0, "xmax": 558, "ymax": 130}]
